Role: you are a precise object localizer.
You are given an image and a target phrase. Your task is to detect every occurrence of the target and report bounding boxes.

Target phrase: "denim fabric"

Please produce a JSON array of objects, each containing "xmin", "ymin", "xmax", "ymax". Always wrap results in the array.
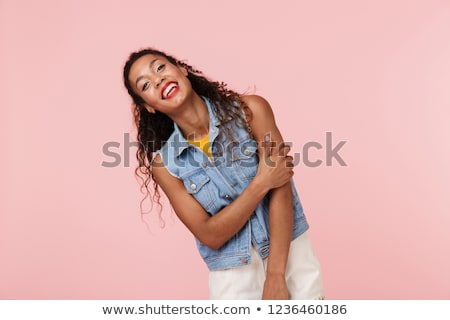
[{"xmin": 155, "ymin": 97, "xmax": 309, "ymax": 270}]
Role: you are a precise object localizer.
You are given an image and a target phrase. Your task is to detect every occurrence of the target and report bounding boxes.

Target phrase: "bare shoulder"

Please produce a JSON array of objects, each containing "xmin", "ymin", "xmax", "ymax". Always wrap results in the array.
[
  {"xmin": 240, "ymin": 94, "xmax": 276, "ymax": 124},
  {"xmin": 151, "ymin": 153, "xmax": 164, "ymax": 171},
  {"xmin": 150, "ymin": 153, "xmax": 191, "ymax": 203},
  {"xmin": 151, "ymin": 153, "xmax": 172, "ymax": 182},
  {"xmin": 241, "ymin": 94, "xmax": 273, "ymax": 113},
  {"xmin": 241, "ymin": 94, "xmax": 269, "ymax": 104}
]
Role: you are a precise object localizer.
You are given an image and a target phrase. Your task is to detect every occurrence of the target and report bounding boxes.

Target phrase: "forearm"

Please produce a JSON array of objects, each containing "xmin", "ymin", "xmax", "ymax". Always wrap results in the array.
[
  {"xmin": 266, "ymin": 181, "xmax": 294, "ymax": 276},
  {"xmin": 203, "ymin": 175, "xmax": 270, "ymax": 249}
]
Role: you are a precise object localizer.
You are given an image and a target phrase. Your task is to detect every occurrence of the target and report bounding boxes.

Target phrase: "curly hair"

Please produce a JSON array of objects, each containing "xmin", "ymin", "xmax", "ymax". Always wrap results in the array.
[{"xmin": 122, "ymin": 48, "xmax": 251, "ymax": 220}]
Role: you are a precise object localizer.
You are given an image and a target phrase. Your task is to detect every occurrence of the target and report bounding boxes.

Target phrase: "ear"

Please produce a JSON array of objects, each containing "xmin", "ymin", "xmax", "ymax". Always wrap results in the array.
[
  {"xmin": 144, "ymin": 103, "xmax": 156, "ymax": 114},
  {"xmin": 178, "ymin": 64, "xmax": 188, "ymax": 76}
]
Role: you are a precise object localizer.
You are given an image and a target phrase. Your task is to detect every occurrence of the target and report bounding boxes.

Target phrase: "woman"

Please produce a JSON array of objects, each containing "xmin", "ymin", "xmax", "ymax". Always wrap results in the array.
[{"xmin": 123, "ymin": 48, "xmax": 324, "ymax": 299}]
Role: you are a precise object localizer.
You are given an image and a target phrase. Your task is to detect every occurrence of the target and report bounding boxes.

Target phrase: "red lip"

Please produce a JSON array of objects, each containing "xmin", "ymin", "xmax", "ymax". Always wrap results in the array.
[{"xmin": 160, "ymin": 81, "xmax": 176, "ymax": 99}]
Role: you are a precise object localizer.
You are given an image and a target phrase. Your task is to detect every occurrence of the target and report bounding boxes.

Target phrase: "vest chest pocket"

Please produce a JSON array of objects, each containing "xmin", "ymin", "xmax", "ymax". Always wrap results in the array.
[
  {"xmin": 182, "ymin": 170, "xmax": 216, "ymax": 213},
  {"xmin": 230, "ymin": 138, "xmax": 258, "ymax": 181}
]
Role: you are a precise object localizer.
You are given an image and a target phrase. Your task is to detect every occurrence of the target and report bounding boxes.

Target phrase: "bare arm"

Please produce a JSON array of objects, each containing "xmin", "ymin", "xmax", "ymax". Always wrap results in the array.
[
  {"xmin": 242, "ymin": 95, "xmax": 294, "ymax": 300},
  {"xmin": 152, "ymin": 134, "xmax": 293, "ymax": 250}
]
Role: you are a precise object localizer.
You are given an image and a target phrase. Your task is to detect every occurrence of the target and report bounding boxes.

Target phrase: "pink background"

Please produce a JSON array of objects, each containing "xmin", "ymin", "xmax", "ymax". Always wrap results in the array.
[{"xmin": 1, "ymin": 0, "xmax": 449, "ymax": 299}]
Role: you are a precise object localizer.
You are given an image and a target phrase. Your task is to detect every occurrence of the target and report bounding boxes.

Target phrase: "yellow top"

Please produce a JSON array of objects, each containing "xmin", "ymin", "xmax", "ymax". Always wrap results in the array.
[{"xmin": 187, "ymin": 134, "xmax": 212, "ymax": 159}]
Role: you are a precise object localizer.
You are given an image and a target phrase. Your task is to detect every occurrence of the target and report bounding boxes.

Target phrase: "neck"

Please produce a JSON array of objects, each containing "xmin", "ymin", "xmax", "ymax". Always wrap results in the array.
[{"xmin": 170, "ymin": 93, "xmax": 210, "ymax": 140}]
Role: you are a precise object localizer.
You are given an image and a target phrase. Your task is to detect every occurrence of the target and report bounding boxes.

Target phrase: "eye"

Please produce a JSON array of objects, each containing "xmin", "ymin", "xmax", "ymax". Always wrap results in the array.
[
  {"xmin": 157, "ymin": 64, "xmax": 165, "ymax": 72},
  {"xmin": 142, "ymin": 82, "xmax": 150, "ymax": 91}
]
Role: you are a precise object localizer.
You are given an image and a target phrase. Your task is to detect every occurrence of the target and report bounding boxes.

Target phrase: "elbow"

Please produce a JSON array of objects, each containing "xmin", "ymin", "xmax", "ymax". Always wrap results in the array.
[
  {"xmin": 207, "ymin": 243, "xmax": 222, "ymax": 251},
  {"xmin": 195, "ymin": 219, "xmax": 232, "ymax": 250},
  {"xmin": 197, "ymin": 227, "xmax": 227, "ymax": 250},
  {"xmin": 199, "ymin": 236, "xmax": 225, "ymax": 251}
]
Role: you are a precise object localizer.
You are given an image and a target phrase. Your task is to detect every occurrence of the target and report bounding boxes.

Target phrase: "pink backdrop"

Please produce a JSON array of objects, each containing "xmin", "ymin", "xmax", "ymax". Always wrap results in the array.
[{"xmin": 1, "ymin": 0, "xmax": 449, "ymax": 299}]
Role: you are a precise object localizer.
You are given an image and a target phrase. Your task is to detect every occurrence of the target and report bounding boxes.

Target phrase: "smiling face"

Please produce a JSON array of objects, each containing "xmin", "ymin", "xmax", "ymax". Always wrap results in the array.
[{"xmin": 127, "ymin": 54, "xmax": 192, "ymax": 114}]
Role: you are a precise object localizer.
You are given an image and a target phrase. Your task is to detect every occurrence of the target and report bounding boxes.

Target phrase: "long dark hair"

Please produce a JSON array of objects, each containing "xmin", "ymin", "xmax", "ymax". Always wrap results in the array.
[{"xmin": 123, "ymin": 48, "xmax": 250, "ymax": 219}]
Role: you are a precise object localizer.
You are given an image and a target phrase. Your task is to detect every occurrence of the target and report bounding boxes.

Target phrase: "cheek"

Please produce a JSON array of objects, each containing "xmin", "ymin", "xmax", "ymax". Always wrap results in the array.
[
  {"xmin": 180, "ymin": 77, "xmax": 192, "ymax": 91},
  {"xmin": 143, "ymin": 89, "xmax": 160, "ymax": 103}
]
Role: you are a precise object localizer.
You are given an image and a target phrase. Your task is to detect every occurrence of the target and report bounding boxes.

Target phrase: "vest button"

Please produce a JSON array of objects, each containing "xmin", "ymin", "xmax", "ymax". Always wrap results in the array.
[
  {"xmin": 224, "ymin": 194, "xmax": 231, "ymax": 200},
  {"xmin": 201, "ymin": 162, "xmax": 207, "ymax": 168},
  {"xmin": 240, "ymin": 257, "xmax": 248, "ymax": 263},
  {"xmin": 243, "ymin": 148, "xmax": 251, "ymax": 156},
  {"xmin": 190, "ymin": 183, "xmax": 197, "ymax": 190}
]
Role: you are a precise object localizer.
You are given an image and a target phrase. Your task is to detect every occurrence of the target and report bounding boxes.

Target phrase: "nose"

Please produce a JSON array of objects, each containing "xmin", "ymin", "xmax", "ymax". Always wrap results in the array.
[{"xmin": 153, "ymin": 74, "xmax": 165, "ymax": 88}]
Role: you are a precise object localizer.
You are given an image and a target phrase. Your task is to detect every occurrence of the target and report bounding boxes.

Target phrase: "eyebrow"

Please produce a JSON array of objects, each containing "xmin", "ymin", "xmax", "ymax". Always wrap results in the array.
[{"xmin": 135, "ymin": 58, "xmax": 159, "ymax": 88}]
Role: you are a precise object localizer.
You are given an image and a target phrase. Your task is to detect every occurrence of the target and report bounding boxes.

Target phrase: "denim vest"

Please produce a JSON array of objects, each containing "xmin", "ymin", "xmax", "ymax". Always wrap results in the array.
[{"xmin": 155, "ymin": 97, "xmax": 309, "ymax": 270}]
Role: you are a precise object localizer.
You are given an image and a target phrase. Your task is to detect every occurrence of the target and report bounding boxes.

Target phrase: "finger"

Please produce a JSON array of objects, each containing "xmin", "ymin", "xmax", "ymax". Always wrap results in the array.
[
  {"xmin": 262, "ymin": 132, "xmax": 273, "ymax": 158},
  {"xmin": 278, "ymin": 143, "xmax": 291, "ymax": 157},
  {"xmin": 285, "ymin": 156, "xmax": 294, "ymax": 168}
]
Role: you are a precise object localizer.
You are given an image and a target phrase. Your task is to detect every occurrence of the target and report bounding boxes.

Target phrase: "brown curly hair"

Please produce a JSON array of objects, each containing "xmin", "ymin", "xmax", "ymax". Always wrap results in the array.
[{"xmin": 122, "ymin": 48, "xmax": 251, "ymax": 219}]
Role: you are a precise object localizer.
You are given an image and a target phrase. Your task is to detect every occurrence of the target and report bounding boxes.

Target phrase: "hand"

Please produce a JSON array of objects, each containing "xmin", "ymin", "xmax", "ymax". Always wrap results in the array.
[
  {"xmin": 262, "ymin": 273, "xmax": 290, "ymax": 300},
  {"xmin": 256, "ymin": 133, "xmax": 294, "ymax": 190}
]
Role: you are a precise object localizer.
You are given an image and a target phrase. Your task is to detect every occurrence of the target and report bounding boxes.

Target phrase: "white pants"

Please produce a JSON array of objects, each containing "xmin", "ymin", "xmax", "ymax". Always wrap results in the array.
[{"xmin": 209, "ymin": 232, "xmax": 324, "ymax": 299}]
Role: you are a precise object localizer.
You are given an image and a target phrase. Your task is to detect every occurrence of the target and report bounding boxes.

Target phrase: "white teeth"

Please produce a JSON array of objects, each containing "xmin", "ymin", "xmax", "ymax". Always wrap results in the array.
[{"xmin": 162, "ymin": 82, "xmax": 178, "ymax": 99}]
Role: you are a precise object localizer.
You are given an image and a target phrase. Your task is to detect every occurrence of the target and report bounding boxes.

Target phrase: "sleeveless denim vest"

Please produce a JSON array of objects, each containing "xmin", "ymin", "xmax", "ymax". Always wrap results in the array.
[{"xmin": 155, "ymin": 97, "xmax": 309, "ymax": 270}]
